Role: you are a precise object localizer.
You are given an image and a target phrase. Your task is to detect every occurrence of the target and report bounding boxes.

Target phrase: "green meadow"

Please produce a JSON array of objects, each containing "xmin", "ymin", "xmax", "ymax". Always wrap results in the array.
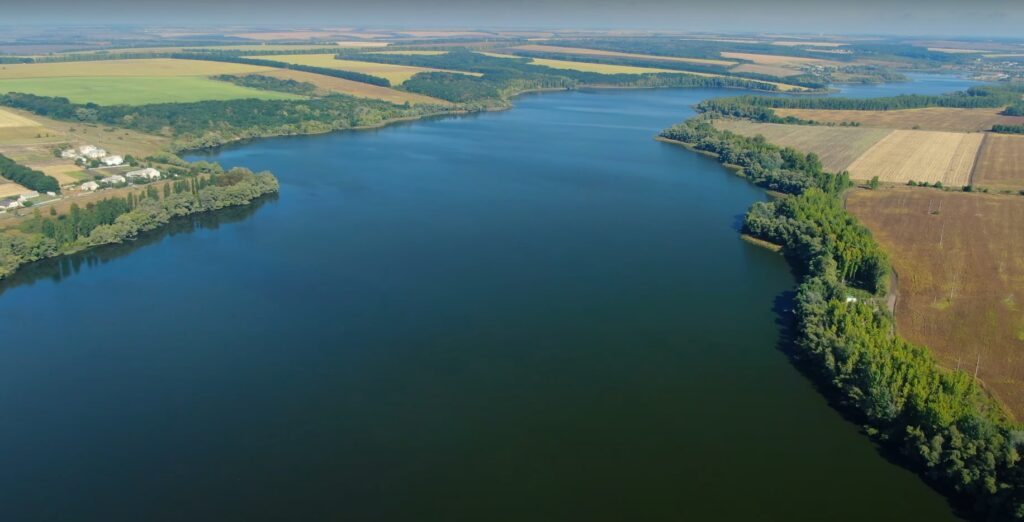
[{"xmin": 0, "ymin": 76, "xmax": 302, "ymax": 105}]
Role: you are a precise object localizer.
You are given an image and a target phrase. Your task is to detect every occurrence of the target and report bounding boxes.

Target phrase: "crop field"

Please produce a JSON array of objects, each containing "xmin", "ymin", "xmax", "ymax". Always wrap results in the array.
[
  {"xmin": 845, "ymin": 130, "xmax": 983, "ymax": 185},
  {"xmin": 773, "ymin": 107, "xmax": 1024, "ymax": 132},
  {"xmin": 0, "ymin": 76, "xmax": 302, "ymax": 105},
  {"xmin": 255, "ymin": 70, "xmax": 450, "ymax": 105},
  {"xmin": 972, "ymin": 134, "xmax": 1024, "ymax": 189},
  {"xmin": 263, "ymin": 54, "xmax": 481, "ymax": 84},
  {"xmin": 364, "ymin": 50, "xmax": 449, "ymax": 56},
  {"xmin": 510, "ymin": 44, "xmax": 737, "ymax": 66},
  {"xmin": 847, "ymin": 188, "xmax": 1024, "ymax": 418},
  {"xmin": 731, "ymin": 63, "xmax": 802, "ymax": 77},
  {"xmin": 0, "ymin": 182, "xmax": 27, "ymax": 198},
  {"xmin": 712, "ymin": 120, "xmax": 892, "ymax": 172},
  {"xmin": 0, "ymin": 58, "xmax": 273, "ymax": 79},
  {"xmin": 0, "ymin": 107, "xmax": 42, "ymax": 128},
  {"xmin": 527, "ymin": 57, "xmax": 687, "ymax": 75},
  {"xmin": 720, "ymin": 51, "xmax": 833, "ymax": 65},
  {"xmin": 39, "ymin": 164, "xmax": 89, "ymax": 185}
]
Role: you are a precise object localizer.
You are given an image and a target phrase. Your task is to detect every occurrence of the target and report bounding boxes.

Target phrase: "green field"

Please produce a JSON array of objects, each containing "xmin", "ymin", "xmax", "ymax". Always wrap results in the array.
[{"xmin": 0, "ymin": 76, "xmax": 302, "ymax": 105}]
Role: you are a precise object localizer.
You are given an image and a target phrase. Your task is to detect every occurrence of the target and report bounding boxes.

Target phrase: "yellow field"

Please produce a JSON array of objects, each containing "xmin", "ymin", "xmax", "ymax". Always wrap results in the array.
[
  {"xmin": 731, "ymin": 63, "xmax": 801, "ymax": 77},
  {"xmin": 0, "ymin": 182, "xmax": 28, "ymax": 198},
  {"xmin": 39, "ymin": 164, "xmax": 88, "ymax": 185},
  {"xmin": 0, "ymin": 59, "xmax": 272, "ymax": 79},
  {"xmin": 50, "ymin": 45, "xmax": 347, "ymax": 56},
  {"xmin": 262, "ymin": 54, "xmax": 480, "ymax": 85},
  {"xmin": 774, "ymin": 107, "xmax": 1024, "ymax": 132},
  {"xmin": 511, "ymin": 44, "xmax": 737, "ymax": 66},
  {"xmin": 711, "ymin": 120, "xmax": 892, "ymax": 172},
  {"xmin": 845, "ymin": 130, "xmax": 984, "ymax": 185},
  {"xmin": 255, "ymin": 69, "xmax": 449, "ymax": 105},
  {"xmin": 365, "ymin": 50, "xmax": 448, "ymax": 56},
  {"xmin": 527, "ymin": 57, "xmax": 686, "ymax": 75},
  {"xmin": 973, "ymin": 134, "xmax": 1024, "ymax": 189},
  {"xmin": 0, "ymin": 108, "xmax": 42, "ymax": 128}
]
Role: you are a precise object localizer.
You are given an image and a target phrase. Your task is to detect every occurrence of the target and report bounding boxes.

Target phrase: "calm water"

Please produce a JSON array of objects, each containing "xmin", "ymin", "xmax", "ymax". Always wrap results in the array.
[{"xmin": 0, "ymin": 85, "xmax": 970, "ymax": 521}]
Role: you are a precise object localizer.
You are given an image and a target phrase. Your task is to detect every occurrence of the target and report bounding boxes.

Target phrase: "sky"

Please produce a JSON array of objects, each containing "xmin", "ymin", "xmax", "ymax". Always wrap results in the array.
[{"xmin": 3, "ymin": 0, "xmax": 1023, "ymax": 38}]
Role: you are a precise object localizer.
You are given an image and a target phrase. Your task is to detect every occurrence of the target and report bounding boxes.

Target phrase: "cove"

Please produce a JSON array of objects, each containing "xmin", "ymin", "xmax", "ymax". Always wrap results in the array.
[{"xmin": 0, "ymin": 87, "xmax": 968, "ymax": 521}]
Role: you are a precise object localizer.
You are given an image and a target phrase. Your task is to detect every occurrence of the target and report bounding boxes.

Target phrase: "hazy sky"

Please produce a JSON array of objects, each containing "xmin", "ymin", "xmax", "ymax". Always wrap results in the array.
[{"xmin": 4, "ymin": 0, "xmax": 1023, "ymax": 38}]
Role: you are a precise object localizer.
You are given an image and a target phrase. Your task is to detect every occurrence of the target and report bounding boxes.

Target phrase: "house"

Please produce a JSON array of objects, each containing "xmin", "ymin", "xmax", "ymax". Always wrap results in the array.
[
  {"xmin": 60, "ymin": 148, "xmax": 78, "ymax": 159},
  {"xmin": 126, "ymin": 168, "xmax": 161, "ymax": 181},
  {"xmin": 84, "ymin": 148, "xmax": 107, "ymax": 160},
  {"xmin": 101, "ymin": 155, "xmax": 124, "ymax": 166},
  {"xmin": 0, "ymin": 198, "xmax": 20, "ymax": 210},
  {"xmin": 80, "ymin": 181, "xmax": 100, "ymax": 191},
  {"xmin": 100, "ymin": 174, "xmax": 126, "ymax": 185},
  {"xmin": 17, "ymin": 191, "xmax": 40, "ymax": 202},
  {"xmin": 78, "ymin": 145, "xmax": 98, "ymax": 155}
]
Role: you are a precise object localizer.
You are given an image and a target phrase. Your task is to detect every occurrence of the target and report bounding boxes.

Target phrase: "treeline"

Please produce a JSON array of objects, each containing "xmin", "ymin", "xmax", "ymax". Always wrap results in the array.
[
  {"xmin": 1003, "ymin": 102, "xmax": 1024, "ymax": 116},
  {"xmin": 172, "ymin": 53, "xmax": 391, "ymax": 87},
  {"xmin": 659, "ymin": 120, "xmax": 849, "ymax": 195},
  {"xmin": 0, "ymin": 154, "xmax": 60, "ymax": 193},
  {"xmin": 213, "ymin": 74, "xmax": 318, "ymax": 96},
  {"xmin": 713, "ymin": 85, "xmax": 1024, "ymax": 112},
  {"xmin": 662, "ymin": 118, "xmax": 1024, "ymax": 520},
  {"xmin": 992, "ymin": 124, "xmax": 1024, "ymax": 134},
  {"xmin": 695, "ymin": 98, "xmax": 817, "ymax": 124},
  {"xmin": 0, "ymin": 92, "xmax": 448, "ymax": 151},
  {"xmin": 0, "ymin": 167, "xmax": 278, "ymax": 279}
]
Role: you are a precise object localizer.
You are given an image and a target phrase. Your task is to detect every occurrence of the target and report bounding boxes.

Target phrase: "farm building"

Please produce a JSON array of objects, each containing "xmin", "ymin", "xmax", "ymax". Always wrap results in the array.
[
  {"xmin": 79, "ymin": 181, "xmax": 100, "ymax": 191},
  {"xmin": 100, "ymin": 174, "xmax": 126, "ymax": 184},
  {"xmin": 126, "ymin": 168, "xmax": 161, "ymax": 181},
  {"xmin": 78, "ymin": 145, "xmax": 98, "ymax": 155},
  {"xmin": 0, "ymin": 198, "xmax": 21, "ymax": 210},
  {"xmin": 17, "ymin": 191, "xmax": 39, "ymax": 202},
  {"xmin": 84, "ymin": 148, "xmax": 107, "ymax": 160},
  {"xmin": 101, "ymin": 155, "xmax": 124, "ymax": 166},
  {"xmin": 60, "ymin": 148, "xmax": 78, "ymax": 159}
]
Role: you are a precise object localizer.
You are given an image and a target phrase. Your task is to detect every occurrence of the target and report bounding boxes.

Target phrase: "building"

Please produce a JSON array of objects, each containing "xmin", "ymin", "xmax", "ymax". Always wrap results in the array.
[
  {"xmin": 17, "ymin": 191, "xmax": 40, "ymax": 202},
  {"xmin": 84, "ymin": 148, "xmax": 107, "ymax": 160},
  {"xmin": 78, "ymin": 145, "xmax": 97, "ymax": 155},
  {"xmin": 100, "ymin": 174, "xmax": 126, "ymax": 185},
  {"xmin": 60, "ymin": 148, "xmax": 78, "ymax": 159},
  {"xmin": 79, "ymin": 181, "xmax": 100, "ymax": 191},
  {"xmin": 126, "ymin": 168, "xmax": 161, "ymax": 181},
  {"xmin": 0, "ymin": 198, "xmax": 20, "ymax": 210},
  {"xmin": 101, "ymin": 155, "xmax": 124, "ymax": 166}
]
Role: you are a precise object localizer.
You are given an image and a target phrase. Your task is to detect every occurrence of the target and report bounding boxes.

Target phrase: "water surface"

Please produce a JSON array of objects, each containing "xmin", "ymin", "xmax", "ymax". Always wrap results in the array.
[{"xmin": 0, "ymin": 87, "xmax": 963, "ymax": 521}]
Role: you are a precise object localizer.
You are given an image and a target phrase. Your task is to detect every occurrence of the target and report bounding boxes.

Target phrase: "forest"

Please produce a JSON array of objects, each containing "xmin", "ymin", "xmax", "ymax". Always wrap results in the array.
[
  {"xmin": 0, "ymin": 154, "xmax": 60, "ymax": 193},
  {"xmin": 662, "ymin": 118, "xmax": 1024, "ymax": 521},
  {"xmin": 213, "ymin": 74, "xmax": 319, "ymax": 96},
  {"xmin": 992, "ymin": 124, "xmax": 1024, "ymax": 134},
  {"xmin": 712, "ymin": 85, "xmax": 1024, "ymax": 112}
]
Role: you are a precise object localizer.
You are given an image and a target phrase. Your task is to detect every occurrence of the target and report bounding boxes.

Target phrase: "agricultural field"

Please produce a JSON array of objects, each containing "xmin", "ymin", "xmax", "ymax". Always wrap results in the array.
[
  {"xmin": 510, "ymin": 44, "xmax": 737, "ymax": 66},
  {"xmin": 773, "ymin": 107, "xmax": 1024, "ymax": 132},
  {"xmin": 39, "ymin": 164, "xmax": 90, "ymax": 185},
  {"xmin": 972, "ymin": 134, "xmax": 1024, "ymax": 189},
  {"xmin": 720, "ymin": 51, "xmax": 833, "ymax": 66},
  {"xmin": 364, "ymin": 50, "xmax": 448, "ymax": 56},
  {"xmin": 845, "ymin": 130, "xmax": 983, "ymax": 185},
  {"xmin": 254, "ymin": 70, "xmax": 450, "ymax": 105},
  {"xmin": 0, "ymin": 182, "xmax": 27, "ymax": 198},
  {"xmin": 847, "ymin": 188, "xmax": 1024, "ymax": 418},
  {"xmin": 526, "ymin": 57, "xmax": 688, "ymax": 75},
  {"xmin": 711, "ymin": 120, "xmax": 892, "ymax": 172},
  {"xmin": 0, "ymin": 58, "xmax": 273, "ymax": 79},
  {"xmin": 0, "ymin": 76, "xmax": 302, "ymax": 105},
  {"xmin": 262, "ymin": 54, "xmax": 481, "ymax": 84}
]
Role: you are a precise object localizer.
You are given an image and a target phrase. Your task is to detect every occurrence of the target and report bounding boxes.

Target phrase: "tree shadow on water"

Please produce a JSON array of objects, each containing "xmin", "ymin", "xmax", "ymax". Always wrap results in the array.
[{"xmin": 0, "ymin": 195, "xmax": 276, "ymax": 298}]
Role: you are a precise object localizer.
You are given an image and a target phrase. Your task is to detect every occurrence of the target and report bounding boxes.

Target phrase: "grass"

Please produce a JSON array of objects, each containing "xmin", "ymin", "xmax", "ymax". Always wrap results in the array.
[
  {"xmin": 0, "ymin": 76, "xmax": 302, "ymax": 105},
  {"xmin": 845, "ymin": 129, "xmax": 983, "ymax": 186},
  {"xmin": 773, "ymin": 107, "xmax": 1024, "ymax": 132},
  {"xmin": 510, "ymin": 44, "xmax": 737, "ymax": 66},
  {"xmin": 973, "ymin": 134, "xmax": 1024, "ymax": 189},
  {"xmin": 0, "ymin": 58, "xmax": 272, "ymax": 79},
  {"xmin": 847, "ymin": 187, "xmax": 1024, "ymax": 419},
  {"xmin": 253, "ymin": 70, "xmax": 450, "ymax": 105},
  {"xmin": 711, "ymin": 120, "xmax": 892, "ymax": 172},
  {"xmin": 262, "ymin": 54, "xmax": 481, "ymax": 85}
]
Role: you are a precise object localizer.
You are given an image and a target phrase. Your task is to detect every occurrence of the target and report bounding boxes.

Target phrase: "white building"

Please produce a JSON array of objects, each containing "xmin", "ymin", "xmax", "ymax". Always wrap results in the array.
[
  {"xmin": 101, "ymin": 155, "xmax": 124, "ymax": 166},
  {"xmin": 80, "ymin": 181, "xmax": 100, "ymax": 191},
  {"xmin": 61, "ymin": 148, "xmax": 78, "ymax": 159},
  {"xmin": 0, "ymin": 198, "xmax": 20, "ymax": 210},
  {"xmin": 126, "ymin": 168, "xmax": 161, "ymax": 181},
  {"xmin": 84, "ymin": 148, "xmax": 107, "ymax": 160},
  {"xmin": 17, "ymin": 191, "xmax": 40, "ymax": 202},
  {"xmin": 100, "ymin": 174, "xmax": 126, "ymax": 185},
  {"xmin": 78, "ymin": 145, "xmax": 98, "ymax": 155}
]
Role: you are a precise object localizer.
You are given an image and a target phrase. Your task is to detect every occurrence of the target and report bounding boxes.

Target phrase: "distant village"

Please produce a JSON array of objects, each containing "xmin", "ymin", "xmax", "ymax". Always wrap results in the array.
[{"xmin": 0, "ymin": 144, "xmax": 163, "ymax": 213}]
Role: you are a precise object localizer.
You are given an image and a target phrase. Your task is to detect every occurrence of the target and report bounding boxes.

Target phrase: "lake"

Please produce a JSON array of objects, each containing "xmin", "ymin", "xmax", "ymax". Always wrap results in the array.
[{"xmin": 0, "ymin": 80, "xmax": 975, "ymax": 521}]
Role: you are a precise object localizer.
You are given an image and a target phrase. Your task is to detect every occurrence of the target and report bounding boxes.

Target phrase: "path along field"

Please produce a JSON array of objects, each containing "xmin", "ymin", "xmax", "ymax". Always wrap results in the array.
[
  {"xmin": 847, "ymin": 187, "xmax": 1024, "ymax": 418},
  {"xmin": 253, "ymin": 69, "xmax": 450, "ymax": 105},
  {"xmin": 510, "ymin": 44, "xmax": 737, "ymax": 66},
  {"xmin": 0, "ymin": 58, "xmax": 303, "ymax": 105},
  {"xmin": 711, "ymin": 120, "xmax": 892, "ymax": 172},
  {"xmin": 972, "ymin": 134, "xmax": 1024, "ymax": 190},
  {"xmin": 845, "ymin": 129, "xmax": 983, "ymax": 186},
  {"xmin": 261, "ymin": 54, "xmax": 481, "ymax": 85},
  {"xmin": 774, "ymin": 107, "xmax": 1024, "ymax": 132}
]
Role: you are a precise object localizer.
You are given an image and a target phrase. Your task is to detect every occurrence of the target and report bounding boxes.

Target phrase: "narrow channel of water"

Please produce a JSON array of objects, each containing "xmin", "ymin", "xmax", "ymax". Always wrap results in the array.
[{"xmin": 0, "ymin": 81, "xmax": 975, "ymax": 521}]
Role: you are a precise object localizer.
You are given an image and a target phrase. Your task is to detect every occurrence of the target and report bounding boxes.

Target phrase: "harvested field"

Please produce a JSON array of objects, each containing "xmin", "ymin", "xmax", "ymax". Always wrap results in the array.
[
  {"xmin": 365, "ymin": 50, "xmax": 448, "ymax": 56},
  {"xmin": 731, "ymin": 63, "xmax": 801, "ymax": 77},
  {"xmin": 0, "ymin": 58, "xmax": 273, "ymax": 79},
  {"xmin": 973, "ymin": 134, "xmax": 1024, "ymax": 189},
  {"xmin": 255, "ymin": 69, "xmax": 449, "ymax": 105},
  {"xmin": 527, "ymin": 57, "xmax": 686, "ymax": 75},
  {"xmin": 712, "ymin": 120, "xmax": 892, "ymax": 172},
  {"xmin": 39, "ymin": 164, "xmax": 89, "ymax": 185},
  {"xmin": 845, "ymin": 130, "xmax": 984, "ymax": 186},
  {"xmin": 0, "ymin": 107, "xmax": 42, "ymax": 128},
  {"xmin": 510, "ymin": 44, "xmax": 737, "ymax": 66},
  {"xmin": 774, "ymin": 107, "xmax": 1024, "ymax": 132},
  {"xmin": 262, "ymin": 54, "xmax": 481, "ymax": 85},
  {"xmin": 847, "ymin": 188, "xmax": 1024, "ymax": 418},
  {"xmin": 720, "ymin": 52, "xmax": 833, "ymax": 66},
  {"xmin": 0, "ymin": 182, "xmax": 28, "ymax": 198},
  {"xmin": 0, "ymin": 76, "xmax": 302, "ymax": 105}
]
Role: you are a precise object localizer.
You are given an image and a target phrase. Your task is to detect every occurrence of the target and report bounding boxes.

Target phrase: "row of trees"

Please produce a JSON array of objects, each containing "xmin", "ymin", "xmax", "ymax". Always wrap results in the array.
[
  {"xmin": 0, "ymin": 166, "xmax": 278, "ymax": 279},
  {"xmin": 715, "ymin": 85, "xmax": 1024, "ymax": 112},
  {"xmin": 213, "ymin": 74, "xmax": 318, "ymax": 96},
  {"xmin": 0, "ymin": 153, "xmax": 60, "ymax": 193},
  {"xmin": 173, "ymin": 53, "xmax": 392, "ymax": 87},
  {"xmin": 993, "ymin": 124, "xmax": 1024, "ymax": 134},
  {"xmin": 663, "ymin": 118, "xmax": 1024, "ymax": 520}
]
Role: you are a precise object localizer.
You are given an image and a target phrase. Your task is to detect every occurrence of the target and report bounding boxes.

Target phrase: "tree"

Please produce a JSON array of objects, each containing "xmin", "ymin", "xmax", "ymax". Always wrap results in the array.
[{"xmin": 869, "ymin": 176, "xmax": 880, "ymax": 190}]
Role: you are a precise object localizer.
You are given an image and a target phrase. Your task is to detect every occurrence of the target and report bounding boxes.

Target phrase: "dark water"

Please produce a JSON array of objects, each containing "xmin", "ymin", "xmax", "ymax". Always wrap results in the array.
[
  {"xmin": 834, "ymin": 72, "xmax": 980, "ymax": 98},
  {"xmin": 0, "ymin": 87, "xmax": 965, "ymax": 521}
]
